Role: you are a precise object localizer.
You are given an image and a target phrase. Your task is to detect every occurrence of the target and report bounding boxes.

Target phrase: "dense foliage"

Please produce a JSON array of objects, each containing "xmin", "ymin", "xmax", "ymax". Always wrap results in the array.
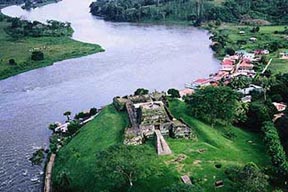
[
  {"xmin": 225, "ymin": 163, "xmax": 269, "ymax": 192},
  {"xmin": 90, "ymin": 0, "xmax": 288, "ymax": 24},
  {"xmin": 5, "ymin": 18, "xmax": 73, "ymax": 38},
  {"xmin": 185, "ymin": 86, "xmax": 239, "ymax": 126},
  {"xmin": 262, "ymin": 121, "xmax": 288, "ymax": 178}
]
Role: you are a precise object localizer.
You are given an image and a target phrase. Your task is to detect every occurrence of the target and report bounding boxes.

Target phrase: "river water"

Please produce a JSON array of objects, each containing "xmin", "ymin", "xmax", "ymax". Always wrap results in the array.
[{"xmin": 0, "ymin": 0, "xmax": 219, "ymax": 191}]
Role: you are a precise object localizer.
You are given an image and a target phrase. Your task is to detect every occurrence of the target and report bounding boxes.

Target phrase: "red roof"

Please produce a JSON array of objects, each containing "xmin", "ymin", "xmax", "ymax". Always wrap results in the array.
[
  {"xmin": 222, "ymin": 59, "xmax": 234, "ymax": 65},
  {"xmin": 194, "ymin": 78, "xmax": 209, "ymax": 84},
  {"xmin": 239, "ymin": 62, "xmax": 254, "ymax": 68},
  {"xmin": 179, "ymin": 89, "xmax": 194, "ymax": 97}
]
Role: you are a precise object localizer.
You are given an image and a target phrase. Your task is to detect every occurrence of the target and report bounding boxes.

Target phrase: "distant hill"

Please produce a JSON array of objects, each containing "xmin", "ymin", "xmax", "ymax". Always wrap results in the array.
[{"xmin": 90, "ymin": 0, "xmax": 288, "ymax": 25}]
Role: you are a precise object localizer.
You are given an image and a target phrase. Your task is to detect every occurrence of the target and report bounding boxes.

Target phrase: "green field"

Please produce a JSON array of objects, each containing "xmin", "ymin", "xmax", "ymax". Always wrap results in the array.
[
  {"xmin": 0, "ymin": 18, "xmax": 104, "ymax": 80},
  {"xmin": 213, "ymin": 24, "xmax": 288, "ymax": 73},
  {"xmin": 52, "ymin": 100, "xmax": 270, "ymax": 191}
]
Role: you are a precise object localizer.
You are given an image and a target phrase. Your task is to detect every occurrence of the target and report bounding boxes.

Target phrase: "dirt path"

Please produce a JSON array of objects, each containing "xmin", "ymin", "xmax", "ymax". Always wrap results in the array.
[{"xmin": 44, "ymin": 154, "xmax": 56, "ymax": 192}]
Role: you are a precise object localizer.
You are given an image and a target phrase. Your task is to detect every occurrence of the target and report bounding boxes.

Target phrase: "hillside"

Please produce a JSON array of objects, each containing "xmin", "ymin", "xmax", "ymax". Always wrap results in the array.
[
  {"xmin": 90, "ymin": 0, "xmax": 288, "ymax": 25},
  {"xmin": 51, "ymin": 100, "xmax": 270, "ymax": 191}
]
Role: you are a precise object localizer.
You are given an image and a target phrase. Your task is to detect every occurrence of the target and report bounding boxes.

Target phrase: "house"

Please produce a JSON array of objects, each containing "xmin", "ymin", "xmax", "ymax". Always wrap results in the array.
[
  {"xmin": 179, "ymin": 89, "xmax": 194, "ymax": 98},
  {"xmin": 241, "ymin": 95, "xmax": 252, "ymax": 103},
  {"xmin": 238, "ymin": 84, "xmax": 263, "ymax": 95},
  {"xmin": 242, "ymin": 53, "xmax": 255, "ymax": 61},
  {"xmin": 272, "ymin": 102, "xmax": 287, "ymax": 112},
  {"xmin": 185, "ymin": 78, "xmax": 211, "ymax": 89},
  {"xmin": 221, "ymin": 64, "xmax": 234, "ymax": 72},
  {"xmin": 280, "ymin": 51, "xmax": 288, "ymax": 59},
  {"xmin": 254, "ymin": 49, "xmax": 269, "ymax": 55},
  {"xmin": 222, "ymin": 58, "xmax": 235, "ymax": 65},
  {"xmin": 249, "ymin": 37, "xmax": 257, "ymax": 42},
  {"xmin": 238, "ymin": 61, "xmax": 254, "ymax": 70},
  {"xmin": 236, "ymin": 50, "xmax": 248, "ymax": 55}
]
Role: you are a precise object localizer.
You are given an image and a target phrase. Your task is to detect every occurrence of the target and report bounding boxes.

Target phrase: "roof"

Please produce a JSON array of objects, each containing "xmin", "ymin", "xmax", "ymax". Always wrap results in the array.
[
  {"xmin": 239, "ymin": 62, "xmax": 254, "ymax": 68},
  {"xmin": 179, "ymin": 89, "xmax": 194, "ymax": 97},
  {"xmin": 222, "ymin": 59, "xmax": 234, "ymax": 65},
  {"xmin": 194, "ymin": 78, "xmax": 210, "ymax": 84},
  {"xmin": 273, "ymin": 102, "xmax": 287, "ymax": 112}
]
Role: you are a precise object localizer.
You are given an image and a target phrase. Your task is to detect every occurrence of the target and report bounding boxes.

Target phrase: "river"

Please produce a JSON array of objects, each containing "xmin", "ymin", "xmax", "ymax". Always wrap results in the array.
[{"xmin": 0, "ymin": 0, "xmax": 219, "ymax": 191}]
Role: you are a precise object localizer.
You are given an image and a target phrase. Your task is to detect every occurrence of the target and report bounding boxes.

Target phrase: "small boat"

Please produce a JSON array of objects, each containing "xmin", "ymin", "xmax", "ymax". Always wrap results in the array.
[
  {"xmin": 22, "ymin": 169, "xmax": 28, "ymax": 176},
  {"xmin": 30, "ymin": 176, "xmax": 39, "ymax": 182}
]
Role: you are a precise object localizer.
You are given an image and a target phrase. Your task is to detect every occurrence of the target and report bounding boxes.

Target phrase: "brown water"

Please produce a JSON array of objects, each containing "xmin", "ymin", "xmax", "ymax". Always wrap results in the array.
[{"xmin": 0, "ymin": 0, "xmax": 219, "ymax": 191}]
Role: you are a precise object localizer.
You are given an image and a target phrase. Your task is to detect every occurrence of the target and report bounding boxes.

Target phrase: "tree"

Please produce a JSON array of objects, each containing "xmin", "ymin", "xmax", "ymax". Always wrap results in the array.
[
  {"xmin": 185, "ymin": 86, "xmax": 239, "ymax": 126},
  {"xmin": 31, "ymin": 51, "xmax": 44, "ymax": 61},
  {"xmin": 168, "ymin": 88, "xmax": 180, "ymax": 98},
  {"xmin": 229, "ymin": 76, "xmax": 252, "ymax": 89},
  {"xmin": 67, "ymin": 120, "xmax": 80, "ymax": 135},
  {"xmin": 89, "ymin": 107, "xmax": 97, "ymax": 116},
  {"xmin": 225, "ymin": 163, "xmax": 269, "ymax": 192},
  {"xmin": 162, "ymin": 183, "xmax": 203, "ymax": 192},
  {"xmin": 245, "ymin": 101, "xmax": 271, "ymax": 131},
  {"xmin": 225, "ymin": 47, "xmax": 235, "ymax": 56},
  {"xmin": 94, "ymin": 145, "xmax": 159, "ymax": 190},
  {"xmin": 63, "ymin": 111, "xmax": 71, "ymax": 122},
  {"xmin": 134, "ymin": 88, "xmax": 149, "ymax": 96}
]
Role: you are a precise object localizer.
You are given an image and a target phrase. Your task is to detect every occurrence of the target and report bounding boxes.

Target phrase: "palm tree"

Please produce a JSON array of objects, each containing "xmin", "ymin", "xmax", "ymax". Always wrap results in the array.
[{"xmin": 63, "ymin": 111, "xmax": 71, "ymax": 122}]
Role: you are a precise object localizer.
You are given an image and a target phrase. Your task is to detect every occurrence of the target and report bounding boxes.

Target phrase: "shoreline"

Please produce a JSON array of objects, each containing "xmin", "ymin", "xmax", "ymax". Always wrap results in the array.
[{"xmin": 0, "ymin": 4, "xmax": 104, "ymax": 80}]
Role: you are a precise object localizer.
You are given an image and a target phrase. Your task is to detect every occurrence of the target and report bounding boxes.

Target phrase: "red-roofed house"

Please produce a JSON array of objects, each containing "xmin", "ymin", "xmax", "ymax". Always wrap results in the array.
[
  {"xmin": 179, "ymin": 89, "xmax": 194, "ymax": 98},
  {"xmin": 238, "ymin": 61, "xmax": 254, "ymax": 70},
  {"xmin": 222, "ymin": 59, "xmax": 235, "ymax": 65},
  {"xmin": 273, "ymin": 102, "xmax": 287, "ymax": 112}
]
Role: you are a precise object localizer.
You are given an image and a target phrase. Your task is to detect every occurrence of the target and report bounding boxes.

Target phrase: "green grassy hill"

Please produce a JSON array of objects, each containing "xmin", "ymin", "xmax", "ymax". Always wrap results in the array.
[{"xmin": 52, "ymin": 101, "xmax": 270, "ymax": 191}]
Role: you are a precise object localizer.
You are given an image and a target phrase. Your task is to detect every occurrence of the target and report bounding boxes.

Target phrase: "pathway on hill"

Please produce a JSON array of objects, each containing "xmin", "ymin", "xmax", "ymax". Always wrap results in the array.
[
  {"xmin": 155, "ymin": 130, "xmax": 172, "ymax": 155},
  {"xmin": 44, "ymin": 154, "xmax": 56, "ymax": 192}
]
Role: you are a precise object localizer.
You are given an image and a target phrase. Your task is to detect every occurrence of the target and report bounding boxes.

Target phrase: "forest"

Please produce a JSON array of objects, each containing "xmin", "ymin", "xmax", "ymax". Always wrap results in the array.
[{"xmin": 90, "ymin": 0, "xmax": 288, "ymax": 25}]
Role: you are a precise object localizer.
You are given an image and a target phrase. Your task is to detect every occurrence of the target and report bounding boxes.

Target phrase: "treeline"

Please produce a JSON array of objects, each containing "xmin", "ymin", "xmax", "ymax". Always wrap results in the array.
[
  {"xmin": 4, "ymin": 17, "xmax": 73, "ymax": 38},
  {"xmin": 90, "ymin": 0, "xmax": 288, "ymax": 25}
]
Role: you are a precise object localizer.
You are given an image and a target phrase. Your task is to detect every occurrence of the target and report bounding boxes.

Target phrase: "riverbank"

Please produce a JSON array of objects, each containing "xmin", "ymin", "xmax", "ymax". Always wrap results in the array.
[{"xmin": 0, "ymin": 11, "xmax": 104, "ymax": 80}]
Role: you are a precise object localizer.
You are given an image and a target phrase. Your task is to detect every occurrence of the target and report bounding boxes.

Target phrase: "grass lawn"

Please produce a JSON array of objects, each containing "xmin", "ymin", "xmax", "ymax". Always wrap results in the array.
[
  {"xmin": 0, "ymin": 18, "xmax": 104, "ymax": 80},
  {"xmin": 52, "ymin": 100, "xmax": 270, "ymax": 191},
  {"xmin": 165, "ymin": 99, "xmax": 270, "ymax": 191},
  {"xmin": 213, "ymin": 24, "xmax": 288, "ymax": 73}
]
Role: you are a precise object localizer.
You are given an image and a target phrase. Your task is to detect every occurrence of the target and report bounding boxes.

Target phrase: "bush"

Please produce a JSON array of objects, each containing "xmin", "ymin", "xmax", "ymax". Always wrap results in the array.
[
  {"xmin": 89, "ymin": 107, "xmax": 97, "ymax": 116},
  {"xmin": 262, "ymin": 121, "xmax": 288, "ymax": 177},
  {"xmin": 31, "ymin": 51, "xmax": 44, "ymax": 61},
  {"xmin": 8, "ymin": 59, "xmax": 17, "ymax": 65},
  {"xmin": 225, "ymin": 47, "xmax": 235, "ymax": 56}
]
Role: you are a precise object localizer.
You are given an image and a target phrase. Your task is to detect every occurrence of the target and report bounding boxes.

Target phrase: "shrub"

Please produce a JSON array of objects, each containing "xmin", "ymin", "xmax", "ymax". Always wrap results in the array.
[
  {"xmin": 8, "ymin": 59, "xmax": 17, "ymax": 65},
  {"xmin": 31, "ymin": 51, "xmax": 44, "ymax": 61}
]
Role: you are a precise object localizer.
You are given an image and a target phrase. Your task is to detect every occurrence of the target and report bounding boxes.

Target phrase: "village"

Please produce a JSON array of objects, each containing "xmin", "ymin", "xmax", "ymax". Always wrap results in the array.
[{"xmin": 181, "ymin": 48, "xmax": 287, "ymax": 122}]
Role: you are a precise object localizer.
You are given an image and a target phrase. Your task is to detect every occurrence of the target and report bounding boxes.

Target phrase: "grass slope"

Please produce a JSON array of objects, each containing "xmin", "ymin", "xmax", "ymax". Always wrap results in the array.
[
  {"xmin": 52, "ymin": 105, "xmax": 129, "ymax": 191},
  {"xmin": 166, "ymin": 99, "xmax": 269, "ymax": 191},
  {"xmin": 52, "ymin": 101, "xmax": 270, "ymax": 191},
  {"xmin": 0, "ymin": 18, "xmax": 104, "ymax": 80}
]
